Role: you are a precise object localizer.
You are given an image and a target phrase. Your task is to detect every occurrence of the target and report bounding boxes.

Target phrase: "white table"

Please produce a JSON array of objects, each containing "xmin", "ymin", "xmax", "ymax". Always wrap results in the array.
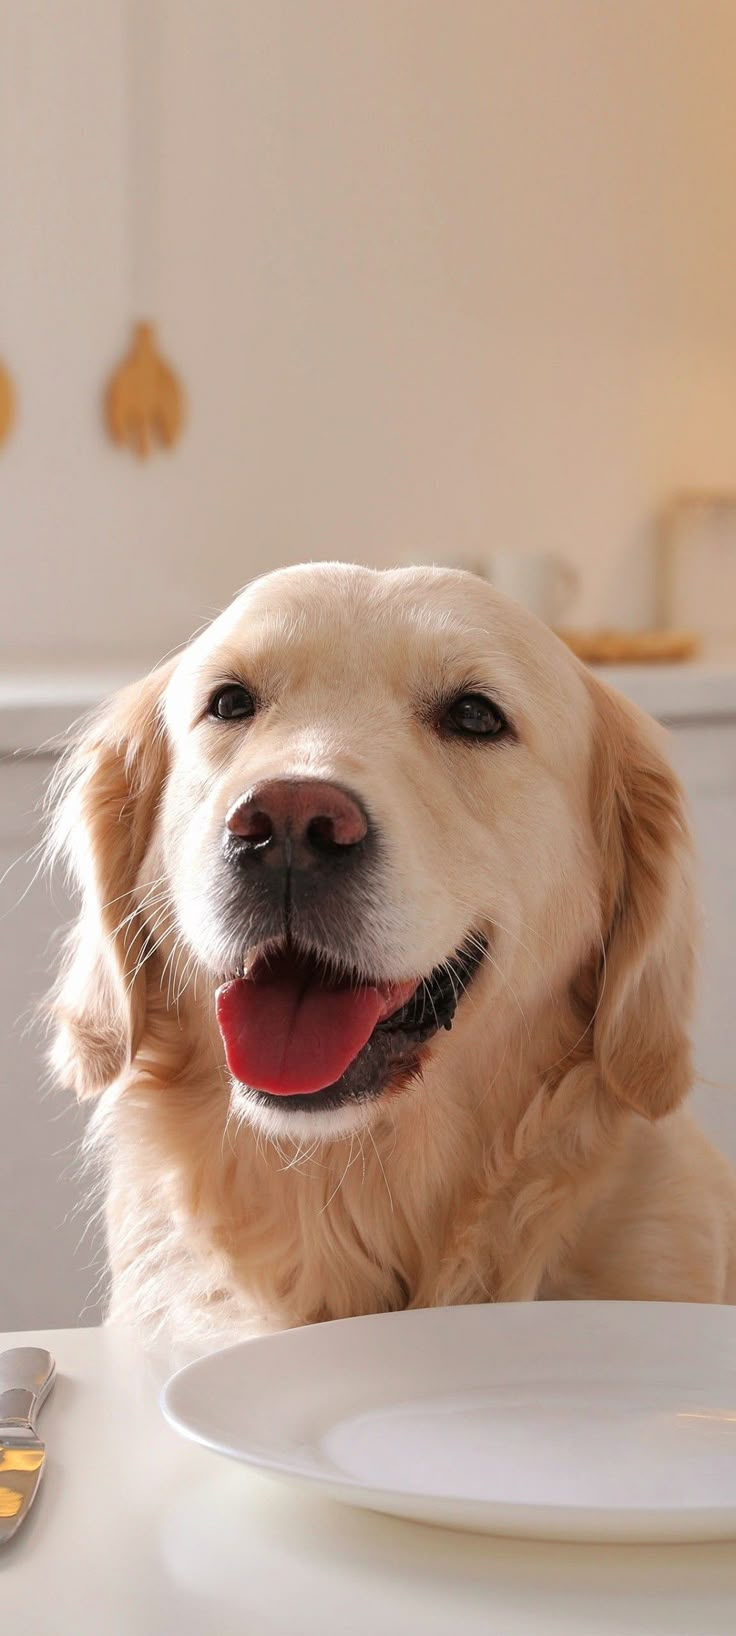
[{"xmin": 2, "ymin": 1327, "xmax": 736, "ymax": 1636}]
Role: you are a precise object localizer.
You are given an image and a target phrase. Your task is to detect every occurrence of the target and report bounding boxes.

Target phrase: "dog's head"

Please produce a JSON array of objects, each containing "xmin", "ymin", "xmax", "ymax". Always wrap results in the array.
[{"xmin": 49, "ymin": 564, "xmax": 695, "ymax": 1141}]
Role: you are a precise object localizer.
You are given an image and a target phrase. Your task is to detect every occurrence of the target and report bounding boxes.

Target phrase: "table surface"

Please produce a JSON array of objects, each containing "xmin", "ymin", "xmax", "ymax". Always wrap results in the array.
[{"xmin": 2, "ymin": 1326, "xmax": 736, "ymax": 1636}]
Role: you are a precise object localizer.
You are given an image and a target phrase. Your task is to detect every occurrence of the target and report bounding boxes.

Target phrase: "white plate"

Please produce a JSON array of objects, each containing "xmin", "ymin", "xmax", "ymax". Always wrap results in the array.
[{"xmin": 162, "ymin": 1301, "xmax": 736, "ymax": 1542}]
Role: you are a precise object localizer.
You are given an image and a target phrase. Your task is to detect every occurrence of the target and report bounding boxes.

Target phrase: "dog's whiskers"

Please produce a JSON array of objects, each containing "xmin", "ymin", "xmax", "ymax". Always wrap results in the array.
[
  {"xmin": 124, "ymin": 907, "xmax": 183, "ymax": 995},
  {"xmin": 321, "ymin": 1134, "xmax": 357, "ymax": 1212},
  {"xmin": 109, "ymin": 871, "xmax": 170, "ymax": 929},
  {"xmin": 123, "ymin": 913, "xmax": 179, "ymax": 996},
  {"xmin": 116, "ymin": 889, "xmax": 172, "ymax": 949},
  {"xmin": 451, "ymin": 930, "xmax": 534, "ymax": 1044},
  {"xmin": 366, "ymin": 1126, "xmax": 394, "ymax": 1214}
]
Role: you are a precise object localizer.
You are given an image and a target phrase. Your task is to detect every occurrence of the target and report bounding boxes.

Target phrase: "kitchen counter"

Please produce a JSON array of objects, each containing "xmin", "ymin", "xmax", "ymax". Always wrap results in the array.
[
  {"xmin": 0, "ymin": 667, "xmax": 141, "ymax": 755},
  {"xmin": 594, "ymin": 662, "xmax": 736, "ymax": 722}
]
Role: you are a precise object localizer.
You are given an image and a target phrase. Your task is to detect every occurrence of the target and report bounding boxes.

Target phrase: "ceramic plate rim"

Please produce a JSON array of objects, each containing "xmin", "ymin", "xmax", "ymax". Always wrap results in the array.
[{"xmin": 161, "ymin": 1301, "xmax": 736, "ymax": 1541}]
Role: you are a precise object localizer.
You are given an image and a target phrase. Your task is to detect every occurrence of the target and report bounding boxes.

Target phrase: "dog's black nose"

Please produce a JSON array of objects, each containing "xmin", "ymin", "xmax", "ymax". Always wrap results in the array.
[{"xmin": 225, "ymin": 778, "xmax": 369, "ymax": 871}]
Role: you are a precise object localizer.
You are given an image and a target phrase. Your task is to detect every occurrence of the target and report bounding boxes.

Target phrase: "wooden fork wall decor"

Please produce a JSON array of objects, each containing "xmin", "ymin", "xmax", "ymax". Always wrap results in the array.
[
  {"xmin": 0, "ymin": 358, "xmax": 16, "ymax": 448},
  {"xmin": 106, "ymin": 321, "xmax": 184, "ymax": 459},
  {"xmin": 107, "ymin": 1, "xmax": 185, "ymax": 459}
]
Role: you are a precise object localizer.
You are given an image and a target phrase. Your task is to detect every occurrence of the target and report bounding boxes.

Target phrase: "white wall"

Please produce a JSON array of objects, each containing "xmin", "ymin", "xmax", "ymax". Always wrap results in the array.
[{"xmin": 2, "ymin": 0, "xmax": 736, "ymax": 665}]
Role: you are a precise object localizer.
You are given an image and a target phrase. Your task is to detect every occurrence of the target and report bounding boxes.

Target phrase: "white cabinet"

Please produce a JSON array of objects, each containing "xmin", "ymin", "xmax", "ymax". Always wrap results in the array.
[
  {"xmin": 668, "ymin": 725, "xmax": 736, "ymax": 1162},
  {"xmin": 0, "ymin": 756, "xmax": 103, "ymax": 1330},
  {"xmin": 0, "ymin": 674, "xmax": 735, "ymax": 1328}
]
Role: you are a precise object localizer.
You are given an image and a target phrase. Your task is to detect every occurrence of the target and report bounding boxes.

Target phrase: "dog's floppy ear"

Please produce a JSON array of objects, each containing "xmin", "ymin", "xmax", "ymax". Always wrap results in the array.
[
  {"xmin": 48, "ymin": 660, "xmax": 175, "ymax": 1098},
  {"xmin": 587, "ymin": 678, "xmax": 696, "ymax": 1121}
]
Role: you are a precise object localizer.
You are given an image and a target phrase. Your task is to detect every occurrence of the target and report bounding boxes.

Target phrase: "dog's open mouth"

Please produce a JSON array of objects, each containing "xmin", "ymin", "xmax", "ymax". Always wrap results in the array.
[{"xmin": 215, "ymin": 935, "xmax": 486, "ymax": 1113}]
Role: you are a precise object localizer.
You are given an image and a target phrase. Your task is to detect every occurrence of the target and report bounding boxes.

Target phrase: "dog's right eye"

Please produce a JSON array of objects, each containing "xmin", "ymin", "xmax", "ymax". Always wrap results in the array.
[{"xmin": 208, "ymin": 684, "xmax": 256, "ymax": 722}]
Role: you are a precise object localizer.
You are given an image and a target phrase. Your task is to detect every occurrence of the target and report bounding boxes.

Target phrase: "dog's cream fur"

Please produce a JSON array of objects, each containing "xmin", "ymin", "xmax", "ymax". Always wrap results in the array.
[{"xmin": 48, "ymin": 565, "xmax": 736, "ymax": 1343}]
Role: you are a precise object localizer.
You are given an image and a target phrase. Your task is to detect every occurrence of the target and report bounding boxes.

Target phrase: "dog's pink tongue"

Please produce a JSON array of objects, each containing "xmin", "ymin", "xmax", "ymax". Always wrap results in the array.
[{"xmin": 216, "ymin": 963, "xmax": 417, "ymax": 1096}]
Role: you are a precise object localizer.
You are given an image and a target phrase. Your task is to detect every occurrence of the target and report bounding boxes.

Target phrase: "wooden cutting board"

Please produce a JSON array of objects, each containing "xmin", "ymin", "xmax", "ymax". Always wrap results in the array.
[{"xmin": 557, "ymin": 629, "xmax": 699, "ymax": 665}]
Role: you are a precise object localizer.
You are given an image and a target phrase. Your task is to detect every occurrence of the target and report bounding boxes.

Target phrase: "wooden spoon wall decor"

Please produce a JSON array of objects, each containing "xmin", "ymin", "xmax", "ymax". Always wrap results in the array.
[{"xmin": 0, "ymin": 359, "xmax": 16, "ymax": 447}]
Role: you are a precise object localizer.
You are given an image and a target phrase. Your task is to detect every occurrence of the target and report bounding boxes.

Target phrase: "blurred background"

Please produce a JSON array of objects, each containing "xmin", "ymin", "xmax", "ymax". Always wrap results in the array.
[
  {"xmin": 2, "ymin": 1, "xmax": 736, "ymax": 1329},
  {"xmin": 2, "ymin": 0, "xmax": 736, "ymax": 659}
]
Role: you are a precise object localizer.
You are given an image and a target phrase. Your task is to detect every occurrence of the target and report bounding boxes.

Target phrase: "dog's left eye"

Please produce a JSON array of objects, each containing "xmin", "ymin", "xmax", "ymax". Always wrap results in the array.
[
  {"xmin": 443, "ymin": 693, "xmax": 509, "ymax": 739},
  {"xmin": 208, "ymin": 684, "xmax": 255, "ymax": 722}
]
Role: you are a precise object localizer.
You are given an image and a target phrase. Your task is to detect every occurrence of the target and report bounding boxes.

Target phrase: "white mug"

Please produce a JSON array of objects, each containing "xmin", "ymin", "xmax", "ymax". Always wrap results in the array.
[{"xmin": 479, "ymin": 551, "xmax": 579, "ymax": 626}]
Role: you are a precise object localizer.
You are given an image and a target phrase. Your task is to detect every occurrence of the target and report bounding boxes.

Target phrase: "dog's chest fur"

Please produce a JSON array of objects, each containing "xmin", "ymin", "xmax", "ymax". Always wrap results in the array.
[{"xmin": 98, "ymin": 1050, "xmax": 621, "ymax": 1346}]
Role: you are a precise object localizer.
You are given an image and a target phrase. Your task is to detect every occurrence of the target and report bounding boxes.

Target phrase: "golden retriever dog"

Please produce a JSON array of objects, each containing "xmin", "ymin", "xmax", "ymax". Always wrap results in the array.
[{"xmin": 48, "ymin": 564, "xmax": 736, "ymax": 1343}]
